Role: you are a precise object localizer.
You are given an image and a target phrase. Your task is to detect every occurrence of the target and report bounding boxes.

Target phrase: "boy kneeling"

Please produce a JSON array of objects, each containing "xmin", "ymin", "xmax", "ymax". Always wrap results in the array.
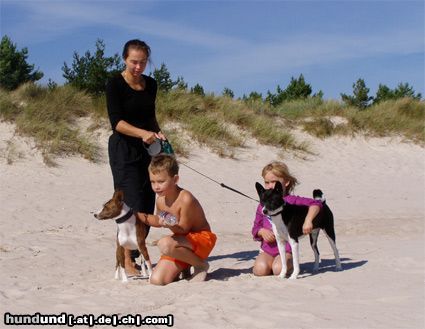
[{"xmin": 138, "ymin": 154, "xmax": 217, "ymax": 285}]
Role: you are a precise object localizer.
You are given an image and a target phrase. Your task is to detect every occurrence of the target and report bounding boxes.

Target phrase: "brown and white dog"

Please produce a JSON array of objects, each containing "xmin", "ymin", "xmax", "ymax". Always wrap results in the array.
[{"xmin": 94, "ymin": 190, "xmax": 153, "ymax": 282}]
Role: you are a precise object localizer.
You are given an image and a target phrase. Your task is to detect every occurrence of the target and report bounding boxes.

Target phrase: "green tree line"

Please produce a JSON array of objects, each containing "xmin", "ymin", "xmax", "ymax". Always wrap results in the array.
[{"xmin": 0, "ymin": 36, "xmax": 422, "ymax": 109}]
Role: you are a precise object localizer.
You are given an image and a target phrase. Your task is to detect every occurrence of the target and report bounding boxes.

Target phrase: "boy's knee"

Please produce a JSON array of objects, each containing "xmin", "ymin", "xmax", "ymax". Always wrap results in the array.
[
  {"xmin": 157, "ymin": 236, "xmax": 177, "ymax": 256},
  {"xmin": 149, "ymin": 273, "xmax": 167, "ymax": 286},
  {"xmin": 149, "ymin": 270, "xmax": 175, "ymax": 286}
]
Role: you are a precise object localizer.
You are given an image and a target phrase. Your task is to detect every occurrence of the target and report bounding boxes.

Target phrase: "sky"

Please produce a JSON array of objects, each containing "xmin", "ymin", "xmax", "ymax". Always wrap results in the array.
[{"xmin": 0, "ymin": 0, "xmax": 424, "ymax": 100}]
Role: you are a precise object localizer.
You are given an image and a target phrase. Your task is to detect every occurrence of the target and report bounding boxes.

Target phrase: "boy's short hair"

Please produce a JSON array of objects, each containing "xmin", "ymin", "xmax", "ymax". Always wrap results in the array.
[{"xmin": 149, "ymin": 154, "xmax": 179, "ymax": 176}]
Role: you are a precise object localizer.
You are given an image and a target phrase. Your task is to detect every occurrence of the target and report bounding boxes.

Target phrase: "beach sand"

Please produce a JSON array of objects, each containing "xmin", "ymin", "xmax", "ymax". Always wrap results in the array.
[{"xmin": 1, "ymin": 121, "xmax": 424, "ymax": 328}]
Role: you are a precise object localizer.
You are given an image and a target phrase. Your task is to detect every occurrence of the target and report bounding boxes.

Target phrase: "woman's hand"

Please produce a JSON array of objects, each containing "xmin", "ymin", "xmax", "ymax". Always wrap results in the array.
[
  {"xmin": 156, "ymin": 131, "xmax": 167, "ymax": 140},
  {"xmin": 142, "ymin": 131, "xmax": 157, "ymax": 144},
  {"xmin": 258, "ymin": 228, "xmax": 276, "ymax": 243}
]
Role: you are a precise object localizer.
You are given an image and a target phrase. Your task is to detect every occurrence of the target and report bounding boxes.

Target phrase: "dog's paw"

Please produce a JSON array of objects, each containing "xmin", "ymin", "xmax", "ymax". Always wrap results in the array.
[
  {"xmin": 288, "ymin": 269, "xmax": 299, "ymax": 280},
  {"xmin": 288, "ymin": 273, "xmax": 298, "ymax": 280},
  {"xmin": 335, "ymin": 265, "xmax": 343, "ymax": 272}
]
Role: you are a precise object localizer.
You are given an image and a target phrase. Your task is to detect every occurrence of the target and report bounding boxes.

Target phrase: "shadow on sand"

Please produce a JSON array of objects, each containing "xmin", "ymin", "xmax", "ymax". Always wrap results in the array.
[
  {"xmin": 208, "ymin": 267, "xmax": 253, "ymax": 281},
  {"xmin": 297, "ymin": 257, "xmax": 368, "ymax": 278},
  {"xmin": 208, "ymin": 250, "xmax": 258, "ymax": 262},
  {"xmin": 207, "ymin": 253, "xmax": 367, "ymax": 281},
  {"xmin": 207, "ymin": 250, "xmax": 258, "ymax": 281}
]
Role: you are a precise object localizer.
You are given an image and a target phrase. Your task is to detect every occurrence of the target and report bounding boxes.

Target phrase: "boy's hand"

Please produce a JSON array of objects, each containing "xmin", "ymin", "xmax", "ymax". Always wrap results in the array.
[
  {"xmin": 158, "ymin": 216, "xmax": 166, "ymax": 227},
  {"xmin": 259, "ymin": 228, "xmax": 276, "ymax": 243},
  {"xmin": 136, "ymin": 212, "xmax": 162, "ymax": 228},
  {"xmin": 137, "ymin": 212, "xmax": 148, "ymax": 224}
]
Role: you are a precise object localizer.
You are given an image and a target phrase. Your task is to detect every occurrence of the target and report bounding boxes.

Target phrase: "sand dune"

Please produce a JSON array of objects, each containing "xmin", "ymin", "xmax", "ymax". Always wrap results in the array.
[{"xmin": 1, "ymin": 121, "xmax": 424, "ymax": 328}]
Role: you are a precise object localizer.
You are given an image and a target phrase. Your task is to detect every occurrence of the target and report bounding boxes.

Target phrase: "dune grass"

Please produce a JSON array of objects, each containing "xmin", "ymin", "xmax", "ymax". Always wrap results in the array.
[
  {"xmin": 343, "ymin": 98, "xmax": 425, "ymax": 142},
  {"xmin": 156, "ymin": 90, "xmax": 310, "ymax": 155},
  {"xmin": 272, "ymin": 96, "xmax": 424, "ymax": 142},
  {"xmin": 0, "ymin": 83, "xmax": 423, "ymax": 165},
  {"xmin": 0, "ymin": 83, "xmax": 100, "ymax": 165}
]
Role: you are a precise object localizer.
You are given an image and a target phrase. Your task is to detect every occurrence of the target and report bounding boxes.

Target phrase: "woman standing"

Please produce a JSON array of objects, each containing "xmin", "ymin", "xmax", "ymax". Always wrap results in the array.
[{"xmin": 106, "ymin": 39, "xmax": 165, "ymax": 276}]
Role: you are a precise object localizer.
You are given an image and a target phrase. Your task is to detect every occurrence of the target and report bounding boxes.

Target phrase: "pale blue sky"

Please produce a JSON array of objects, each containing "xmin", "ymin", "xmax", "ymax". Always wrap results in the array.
[{"xmin": 1, "ymin": 0, "xmax": 424, "ymax": 99}]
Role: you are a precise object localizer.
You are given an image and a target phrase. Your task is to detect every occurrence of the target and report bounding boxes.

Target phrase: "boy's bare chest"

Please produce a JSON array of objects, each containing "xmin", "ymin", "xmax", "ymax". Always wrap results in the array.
[{"xmin": 157, "ymin": 197, "xmax": 182, "ymax": 218}]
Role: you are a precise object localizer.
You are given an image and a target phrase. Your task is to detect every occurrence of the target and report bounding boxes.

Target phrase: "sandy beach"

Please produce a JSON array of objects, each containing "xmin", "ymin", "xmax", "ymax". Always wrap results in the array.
[{"xmin": 1, "ymin": 120, "xmax": 424, "ymax": 329}]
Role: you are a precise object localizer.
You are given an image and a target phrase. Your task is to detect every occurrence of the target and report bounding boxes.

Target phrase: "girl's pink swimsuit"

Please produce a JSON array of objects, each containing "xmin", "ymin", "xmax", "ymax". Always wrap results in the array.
[{"xmin": 251, "ymin": 195, "xmax": 323, "ymax": 257}]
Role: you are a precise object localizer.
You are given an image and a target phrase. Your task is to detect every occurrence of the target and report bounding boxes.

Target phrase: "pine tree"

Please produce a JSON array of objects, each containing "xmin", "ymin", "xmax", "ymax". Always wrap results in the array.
[
  {"xmin": 153, "ymin": 63, "xmax": 175, "ymax": 92},
  {"xmin": 191, "ymin": 83, "xmax": 205, "ymax": 96},
  {"xmin": 0, "ymin": 35, "xmax": 43, "ymax": 90},
  {"xmin": 341, "ymin": 78, "xmax": 373, "ymax": 109},
  {"xmin": 222, "ymin": 87, "xmax": 234, "ymax": 99},
  {"xmin": 266, "ymin": 74, "xmax": 313, "ymax": 106},
  {"xmin": 281, "ymin": 74, "xmax": 312, "ymax": 101},
  {"xmin": 62, "ymin": 39, "xmax": 123, "ymax": 95},
  {"xmin": 373, "ymin": 82, "xmax": 421, "ymax": 104}
]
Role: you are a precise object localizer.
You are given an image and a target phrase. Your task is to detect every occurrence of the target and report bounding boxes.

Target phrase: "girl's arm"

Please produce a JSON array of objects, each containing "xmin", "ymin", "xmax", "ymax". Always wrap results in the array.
[
  {"xmin": 252, "ymin": 204, "xmax": 276, "ymax": 243},
  {"xmin": 284, "ymin": 195, "xmax": 322, "ymax": 235},
  {"xmin": 302, "ymin": 205, "xmax": 321, "ymax": 234},
  {"xmin": 252, "ymin": 204, "xmax": 265, "ymax": 241}
]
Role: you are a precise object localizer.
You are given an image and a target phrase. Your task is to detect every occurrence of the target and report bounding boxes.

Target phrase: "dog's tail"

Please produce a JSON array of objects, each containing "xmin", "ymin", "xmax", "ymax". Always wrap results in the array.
[{"xmin": 313, "ymin": 189, "xmax": 326, "ymax": 203}]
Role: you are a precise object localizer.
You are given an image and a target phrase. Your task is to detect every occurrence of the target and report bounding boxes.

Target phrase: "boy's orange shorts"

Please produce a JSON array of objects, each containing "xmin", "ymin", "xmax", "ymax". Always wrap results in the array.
[{"xmin": 160, "ymin": 230, "xmax": 217, "ymax": 269}]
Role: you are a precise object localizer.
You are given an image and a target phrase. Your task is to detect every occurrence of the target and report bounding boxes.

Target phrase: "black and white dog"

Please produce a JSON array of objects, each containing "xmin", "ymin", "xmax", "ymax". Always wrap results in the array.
[{"xmin": 255, "ymin": 182, "xmax": 342, "ymax": 279}]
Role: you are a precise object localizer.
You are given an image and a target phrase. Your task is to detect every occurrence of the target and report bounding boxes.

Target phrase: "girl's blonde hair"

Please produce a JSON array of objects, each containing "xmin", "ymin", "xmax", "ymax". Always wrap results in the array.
[{"xmin": 261, "ymin": 161, "xmax": 299, "ymax": 194}]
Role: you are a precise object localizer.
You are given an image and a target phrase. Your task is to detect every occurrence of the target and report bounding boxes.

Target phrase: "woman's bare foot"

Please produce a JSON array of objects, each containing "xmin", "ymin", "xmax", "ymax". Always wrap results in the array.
[{"xmin": 189, "ymin": 262, "xmax": 209, "ymax": 282}]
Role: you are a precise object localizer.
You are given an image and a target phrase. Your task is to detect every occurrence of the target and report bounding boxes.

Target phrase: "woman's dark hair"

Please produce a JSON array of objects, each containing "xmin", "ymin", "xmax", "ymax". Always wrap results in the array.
[{"xmin": 122, "ymin": 39, "xmax": 151, "ymax": 60}]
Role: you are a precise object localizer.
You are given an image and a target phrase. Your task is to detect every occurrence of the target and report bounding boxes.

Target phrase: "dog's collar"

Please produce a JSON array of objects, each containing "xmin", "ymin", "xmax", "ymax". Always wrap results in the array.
[
  {"xmin": 115, "ymin": 205, "xmax": 134, "ymax": 224},
  {"xmin": 263, "ymin": 205, "xmax": 284, "ymax": 217},
  {"xmin": 268, "ymin": 210, "xmax": 284, "ymax": 217}
]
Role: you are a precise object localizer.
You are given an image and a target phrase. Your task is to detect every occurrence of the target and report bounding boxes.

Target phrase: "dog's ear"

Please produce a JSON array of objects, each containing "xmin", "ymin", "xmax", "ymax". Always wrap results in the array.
[
  {"xmin": 274, "ymin": 181, "xmax": 283, "ymax": 194},
  {"xmin": 255, "ymin": 182, "xmax": 265, "ymax": 197},
  {"xmin": 113, "ymin": 190, "xmax": 124, "ymax": 202}
]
